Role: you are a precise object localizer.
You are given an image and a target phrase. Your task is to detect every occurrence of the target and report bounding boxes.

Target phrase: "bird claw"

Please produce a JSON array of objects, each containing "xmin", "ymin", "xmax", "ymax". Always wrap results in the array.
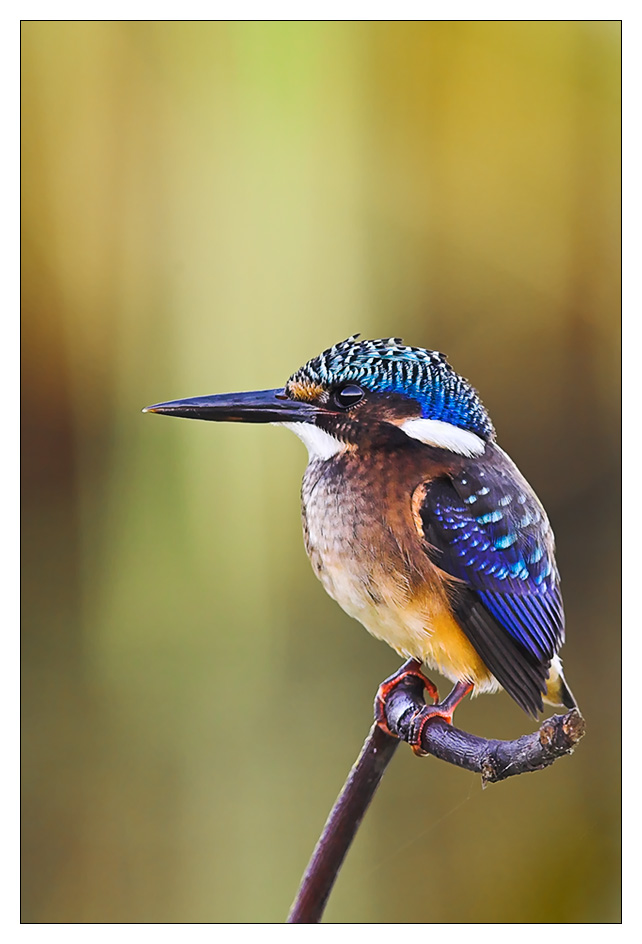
[
  {"xmin": 407, "ymin": 704, "xmax": 456, "ymax": 755},
  {"xmin": 374, "ymin": 658, "xmax": 440, "ymax": 738},
  {"xmin": 376, "ymin": 668, "xmax": 474, "ymax": 755}
]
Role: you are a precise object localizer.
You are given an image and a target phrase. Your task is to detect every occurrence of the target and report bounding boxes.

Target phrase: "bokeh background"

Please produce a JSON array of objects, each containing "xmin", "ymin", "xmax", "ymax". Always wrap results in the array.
[{"xmin": 21, "ymin": 21, "xmax": 620, "ymax": 923}]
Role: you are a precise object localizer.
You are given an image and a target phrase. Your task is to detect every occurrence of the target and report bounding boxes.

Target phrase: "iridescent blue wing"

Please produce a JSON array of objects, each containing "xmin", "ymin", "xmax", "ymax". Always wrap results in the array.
[{"xmin": 419, "ymin": 445, "xmax": 564, "ymax": 715}]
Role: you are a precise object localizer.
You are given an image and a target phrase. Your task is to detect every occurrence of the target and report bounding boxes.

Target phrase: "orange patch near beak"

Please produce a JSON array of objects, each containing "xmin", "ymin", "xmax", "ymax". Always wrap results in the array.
[{"xmin": 286, "ymin": 380, "xmax": 327, "ymax": 402}]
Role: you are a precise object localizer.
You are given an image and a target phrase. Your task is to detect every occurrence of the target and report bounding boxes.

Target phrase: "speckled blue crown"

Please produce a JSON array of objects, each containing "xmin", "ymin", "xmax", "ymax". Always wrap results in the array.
[{"xmin": 290, "ymin": 336, "xmax": 496, "ymax": 441}]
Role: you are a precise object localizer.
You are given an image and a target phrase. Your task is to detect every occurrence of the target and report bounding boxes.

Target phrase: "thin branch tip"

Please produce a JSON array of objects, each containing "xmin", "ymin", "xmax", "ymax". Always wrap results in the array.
[{"xmin": 380, "ymin": 671, "xmax": 585, "ymax": 783}]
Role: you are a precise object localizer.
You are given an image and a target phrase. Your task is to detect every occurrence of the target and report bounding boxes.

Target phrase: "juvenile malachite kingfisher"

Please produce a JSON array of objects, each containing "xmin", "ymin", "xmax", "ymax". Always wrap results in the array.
[{"xmin": 144, "ymin": 337, "xmax": 576, "ymax": 747}]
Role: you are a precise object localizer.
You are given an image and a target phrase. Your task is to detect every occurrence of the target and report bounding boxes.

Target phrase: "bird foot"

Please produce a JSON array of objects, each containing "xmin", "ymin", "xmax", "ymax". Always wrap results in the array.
[
  {"xmin": 408, "ymin": 679, "xmax": 475, "ymax": 755},
  {"xmin": 376, "ymin": 667, "xmax": 474, "ymax": 756},
  {"xmin": 374, "ymin": 658, "xmax": 440, "ymax": 738}
]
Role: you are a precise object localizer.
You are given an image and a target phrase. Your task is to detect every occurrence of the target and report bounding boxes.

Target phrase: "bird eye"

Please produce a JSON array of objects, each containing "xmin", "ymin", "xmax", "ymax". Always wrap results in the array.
[{"xmin": 333, "ymin": 384, "xmax": 364, "ymax": 409}]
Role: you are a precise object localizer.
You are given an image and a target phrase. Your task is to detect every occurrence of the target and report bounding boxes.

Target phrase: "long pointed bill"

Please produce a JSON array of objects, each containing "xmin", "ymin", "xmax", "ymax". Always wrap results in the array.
[{"xmin": 143, "ymin": 388, "xmax": 320, "ymax": 423}]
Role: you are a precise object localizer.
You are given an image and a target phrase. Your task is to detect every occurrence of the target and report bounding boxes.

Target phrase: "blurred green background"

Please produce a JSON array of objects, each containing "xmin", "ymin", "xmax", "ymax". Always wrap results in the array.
[{"xmin": 21, "ymin": 21, "xmax": 620, "ymax": 923}]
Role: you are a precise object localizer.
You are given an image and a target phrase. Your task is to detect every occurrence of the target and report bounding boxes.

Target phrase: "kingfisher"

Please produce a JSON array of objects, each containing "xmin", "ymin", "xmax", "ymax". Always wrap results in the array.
[{"xmin": 144, "ymin": 336, "xmax": 576, "ymax": 749}]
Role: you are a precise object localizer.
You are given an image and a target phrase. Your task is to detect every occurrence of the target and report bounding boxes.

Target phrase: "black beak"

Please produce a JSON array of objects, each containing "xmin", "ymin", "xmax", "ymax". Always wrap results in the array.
[{"xmin": 143, "ymin": 387, "xmax": 320, "ymax": 423}]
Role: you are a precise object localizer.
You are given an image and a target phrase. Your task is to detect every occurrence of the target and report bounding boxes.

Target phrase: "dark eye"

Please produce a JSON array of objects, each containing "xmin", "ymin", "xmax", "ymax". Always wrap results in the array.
[{"xmin": 333, "ymin": 384, "xmax": 364, "ymax": 409}]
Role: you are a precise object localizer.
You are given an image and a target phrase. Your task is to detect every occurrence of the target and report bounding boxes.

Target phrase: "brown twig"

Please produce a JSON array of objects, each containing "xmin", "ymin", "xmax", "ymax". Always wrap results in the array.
[
  {"xmin": 287, "ymin": 667, "xmax": 585, "ymax": 923},
  {"xmin": 286, "ymin": 723, "xmax": 398, "ymax": 924}
]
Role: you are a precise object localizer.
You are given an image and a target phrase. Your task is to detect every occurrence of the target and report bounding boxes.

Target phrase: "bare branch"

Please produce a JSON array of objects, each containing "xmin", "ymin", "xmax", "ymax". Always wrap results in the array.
[
  {"xmin": 287, "ymin": 667, "xmax": 585, "ymax": 923},
  {"xmin": 383, "ymin": 670, "xmax": 585, "ymax": 785},
  {"xmin": 287, "ymin": 724, "xmax": 398, "ymax": 924}
]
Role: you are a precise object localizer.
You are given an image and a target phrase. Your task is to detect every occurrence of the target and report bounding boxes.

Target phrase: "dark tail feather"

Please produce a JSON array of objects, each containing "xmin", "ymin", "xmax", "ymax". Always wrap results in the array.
[
  {"xmin": 543, "ymin": 666, "xmax": 577, "ymax": 711},
  {"xmin": 559, "ymin": 677, "xmax": 577, "ymax": 710}
]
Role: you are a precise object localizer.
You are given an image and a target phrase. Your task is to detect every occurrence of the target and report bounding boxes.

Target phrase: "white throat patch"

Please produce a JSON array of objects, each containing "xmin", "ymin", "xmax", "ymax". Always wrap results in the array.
[
  {"xmin": 400, "ymin": 417, "xmax": 486, "ymax": 457},
  {"xmin": 278, "ymin": 422, "xmax": 344, "ymax": 461}
]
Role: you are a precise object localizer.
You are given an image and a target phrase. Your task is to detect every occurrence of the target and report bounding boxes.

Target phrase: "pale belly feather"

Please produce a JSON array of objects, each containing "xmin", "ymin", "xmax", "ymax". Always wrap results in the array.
[{"xmin": 301, "ymin": 457, "xmax": 497, "ymax": 693}]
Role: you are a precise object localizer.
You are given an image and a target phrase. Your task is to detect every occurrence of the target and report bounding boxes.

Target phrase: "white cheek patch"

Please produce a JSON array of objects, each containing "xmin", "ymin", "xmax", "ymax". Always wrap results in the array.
[
  {"xmin": 400, "ymin": 417, "xmax": 486, "ymax": 457},
  {"xmin": 278, "ymin": 422, "xmax": 344, "ymax": 461}
]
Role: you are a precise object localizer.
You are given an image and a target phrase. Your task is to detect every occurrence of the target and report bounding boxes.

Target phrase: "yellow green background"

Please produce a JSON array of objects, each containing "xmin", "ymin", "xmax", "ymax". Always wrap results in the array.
[{"xmin": 22, "ymin": 21, "xmax": 620, "ymax": 923}]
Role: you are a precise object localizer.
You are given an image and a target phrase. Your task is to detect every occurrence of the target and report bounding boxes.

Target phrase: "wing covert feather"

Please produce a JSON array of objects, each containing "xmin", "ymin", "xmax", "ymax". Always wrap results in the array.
[{"xmin": 417, "ymin": 446, "xmax": 564, "ymax": 715}]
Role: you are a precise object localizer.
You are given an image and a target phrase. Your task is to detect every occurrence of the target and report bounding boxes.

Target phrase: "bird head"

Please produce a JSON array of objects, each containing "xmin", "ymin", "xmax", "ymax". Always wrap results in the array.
[{"xmin": 144, "ymin": 336, "xmax": 495, "ymax": 460}]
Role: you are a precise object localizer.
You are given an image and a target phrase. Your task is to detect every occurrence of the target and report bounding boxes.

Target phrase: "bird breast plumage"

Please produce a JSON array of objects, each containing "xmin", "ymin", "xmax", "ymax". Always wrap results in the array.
[{"xmin": 300, "ymin": 452, "xmax": 496, "ymax": 690}]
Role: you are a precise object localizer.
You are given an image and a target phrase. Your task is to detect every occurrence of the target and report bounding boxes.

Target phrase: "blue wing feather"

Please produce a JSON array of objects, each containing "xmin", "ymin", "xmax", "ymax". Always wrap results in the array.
[{"xmin": 419, "ymin": 445, "xmax": 564, "ymax": 704}]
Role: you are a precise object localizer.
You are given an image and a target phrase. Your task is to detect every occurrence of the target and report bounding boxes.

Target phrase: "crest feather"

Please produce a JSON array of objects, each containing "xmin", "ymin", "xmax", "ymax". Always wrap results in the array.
[{"xmin": 287, "ymin": 337, "xmax": 495, "ymax": 441}]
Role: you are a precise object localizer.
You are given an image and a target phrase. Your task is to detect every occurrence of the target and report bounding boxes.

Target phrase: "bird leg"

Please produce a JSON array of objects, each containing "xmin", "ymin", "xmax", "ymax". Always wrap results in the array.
[
  {"xmin": 375, "ymin": 664, "xmax": 474, "ymax": 756},
  {"xmin": 374, "ymin": 658, "xmax": 440, "ymax": 737},
  {"xmin": 408, "ymin": 679, "xmax": 474, "ymax": 756}
]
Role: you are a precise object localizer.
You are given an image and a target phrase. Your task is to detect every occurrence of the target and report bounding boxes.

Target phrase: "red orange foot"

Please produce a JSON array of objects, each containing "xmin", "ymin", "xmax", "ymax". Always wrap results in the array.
[
  {"xmin": 374, "ymin": 658, "xmax": 440, "ymax": 738},
  {"xmin": 375, "ymin": 665, "xmax": 474, "ymax": 756},
  {"xmin": 408, "ymin": 680, "xmax": 474, "ymax": 756}
]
